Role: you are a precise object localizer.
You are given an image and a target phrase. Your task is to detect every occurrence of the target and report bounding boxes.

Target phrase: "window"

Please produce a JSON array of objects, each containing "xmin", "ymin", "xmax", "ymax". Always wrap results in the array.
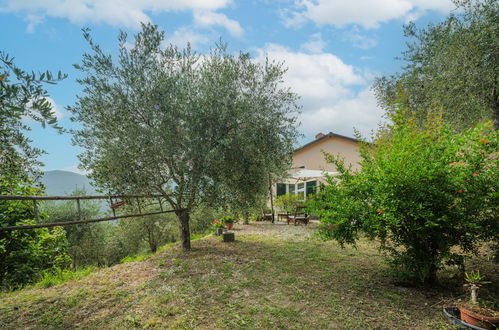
[
  {"xmin": 276, "ymin": 183, "xmax": 286, "ymax": 197},
  {"xmin": 306, "ymin": 180, "xmax": 317, "ymax": 196},
  {"xmin": 297, "ymin": 182, "xmax": 305, "ymax": 200},
  {"xmin": 277, "ymin": 180, "xmax": 317, "ymax": 200}
]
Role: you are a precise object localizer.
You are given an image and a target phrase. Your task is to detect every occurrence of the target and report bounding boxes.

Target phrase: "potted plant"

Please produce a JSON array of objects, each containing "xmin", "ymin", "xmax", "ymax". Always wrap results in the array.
[
  {"xmin": 211, "ymin": 219, "xmax": 225, "ymax": 236},
  {"xmin": 457, "ymin": 270, "xmax": 499, "ymax": 330},
  {"xmin": 220, "ymin": 216, "xmax": 235, "ymax": 230}
]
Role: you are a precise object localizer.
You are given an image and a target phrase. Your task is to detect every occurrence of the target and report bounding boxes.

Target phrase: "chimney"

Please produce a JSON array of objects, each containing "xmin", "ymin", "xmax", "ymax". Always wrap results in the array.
[{"xmin": 315, "ymin": 132, "xmax": 325, "ymax": 140}]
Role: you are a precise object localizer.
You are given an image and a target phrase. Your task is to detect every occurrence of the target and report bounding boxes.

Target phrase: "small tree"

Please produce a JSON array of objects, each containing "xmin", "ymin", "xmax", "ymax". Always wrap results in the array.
[
  {"xmin": 308, "ymin": 113, "xmax": 498, "ymax": 284},
  {"xmin": 70, "ymin": 24, "xmax": 299, "ymax": 250}
]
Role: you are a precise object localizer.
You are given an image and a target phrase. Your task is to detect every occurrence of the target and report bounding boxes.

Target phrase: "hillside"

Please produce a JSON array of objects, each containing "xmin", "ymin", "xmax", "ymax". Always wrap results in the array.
[
  {"xmin": 1, "ymin": 223, "xmax": 497, "ymax": 329},
  {"xmin": 41, "ymin": 170, "xmax": 97, "ymax": 196}
]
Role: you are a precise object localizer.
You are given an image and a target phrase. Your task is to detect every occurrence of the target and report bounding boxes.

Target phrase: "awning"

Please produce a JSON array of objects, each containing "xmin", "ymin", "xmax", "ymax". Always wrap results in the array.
[{"xmin": 289, "ymin": 169, "xmax": 339, "ymax": 180}]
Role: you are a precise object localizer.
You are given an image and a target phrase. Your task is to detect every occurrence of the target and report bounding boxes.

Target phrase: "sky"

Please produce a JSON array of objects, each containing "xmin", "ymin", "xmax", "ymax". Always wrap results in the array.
[{"xmin": 0, "ymin": 0, "xmax": 458, "ymax": 175}]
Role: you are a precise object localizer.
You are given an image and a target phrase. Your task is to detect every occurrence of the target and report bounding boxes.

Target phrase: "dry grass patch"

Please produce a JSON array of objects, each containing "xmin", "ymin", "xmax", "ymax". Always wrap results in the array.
[{"xmin": 1, "ymin": 222, "xmax": 497, "ymax": 329}]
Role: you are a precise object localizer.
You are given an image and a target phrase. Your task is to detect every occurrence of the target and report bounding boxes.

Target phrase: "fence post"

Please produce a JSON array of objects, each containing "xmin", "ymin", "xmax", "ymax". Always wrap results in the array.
[
  {"xmin": 33, "ymin": 199, "xmax": 39, "ymax": 221},
  {"xmin": 76, "ymin": 198, "xmax": 82, "ymax": 220}
]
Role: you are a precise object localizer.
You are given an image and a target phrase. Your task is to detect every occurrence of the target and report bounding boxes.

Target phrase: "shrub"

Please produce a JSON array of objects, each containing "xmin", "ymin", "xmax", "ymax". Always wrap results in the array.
[
  {"xmin": 275, "ymin": 194, "xmax": 302, "ymax": 213},
  {"xmin": 308, "ymin": 117, "xmax": 498, "ymax": 284},
  {"xmin": 0, "ymin": 177, "xmax": 71, "ymax": 289}
]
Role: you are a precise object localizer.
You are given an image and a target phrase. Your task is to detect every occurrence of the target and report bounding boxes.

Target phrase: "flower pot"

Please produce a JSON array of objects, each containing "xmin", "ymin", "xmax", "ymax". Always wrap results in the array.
[
  {"xmin": 226, "ymin": 223, "xmax": 234, "ymax": 230},
  {"xmin": 459, "ymin": 305, "xmax": 499, "ymax": 330}
]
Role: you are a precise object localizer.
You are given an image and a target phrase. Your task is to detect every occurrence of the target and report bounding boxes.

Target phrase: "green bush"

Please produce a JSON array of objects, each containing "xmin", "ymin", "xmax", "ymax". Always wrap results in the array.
[
  {"xmin": 275, "ymin": 194, "xmax": 302, "ymax": 213},
  {"xmin": 0, "ymin": 177, "xmax": 71, "ymax": 289},
  {"xmin": 308, "ymin": 116, "xmax": 498, "ymax": 284}
]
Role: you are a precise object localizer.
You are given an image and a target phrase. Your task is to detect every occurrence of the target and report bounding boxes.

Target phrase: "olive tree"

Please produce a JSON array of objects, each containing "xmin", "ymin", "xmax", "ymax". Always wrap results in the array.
[
  {"xmin": 0, "ymin": 51, "xmax": 66, "ymax": 179},
  {"xmin": 70, "ymin": 24, "xmax": 299, "ymax": 250},
  {"xmin": 374, "ymin": 0, "xmax": 499, "ymax": 131}
]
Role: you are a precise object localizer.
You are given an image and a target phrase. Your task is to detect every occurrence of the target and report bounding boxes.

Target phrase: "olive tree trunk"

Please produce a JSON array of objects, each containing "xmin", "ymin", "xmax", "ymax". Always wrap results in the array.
[{"xmin": 176, "ymin": 209, "xmax": 191, "ymax": 251}]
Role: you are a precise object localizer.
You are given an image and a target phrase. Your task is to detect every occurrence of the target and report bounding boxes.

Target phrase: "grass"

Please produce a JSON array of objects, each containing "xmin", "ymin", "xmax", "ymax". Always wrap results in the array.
[
  {"xmin": 33, "ymin": 267, "xmax": 96, "ymax": 289},
  {"xmin": 0, "ymin": 223, "xmax": 497, "ymax": 329},
  {"xmin": 121, "ymin": 232, "xmax": 209, "ymax": 264}
]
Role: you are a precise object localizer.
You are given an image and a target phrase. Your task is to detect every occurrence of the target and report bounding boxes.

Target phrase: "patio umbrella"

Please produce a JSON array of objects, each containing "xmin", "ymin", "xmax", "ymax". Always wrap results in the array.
[{"xmin": 289, "ymin": 169, "xmax": 339, "ymax": 181}]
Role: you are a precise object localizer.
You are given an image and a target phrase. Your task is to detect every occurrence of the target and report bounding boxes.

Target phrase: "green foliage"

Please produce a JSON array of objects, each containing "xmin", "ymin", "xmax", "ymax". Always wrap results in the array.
[
  {"xmin": 0, "ymin": 52, "xmax": 70, "ymax": 289},
  {"xmin": 465, "ymin": 270, "xmax": 491, "ymax": 286},
  {"xmin": 0, "ymin": 51, "xmax": 66, "ymax": 179},
  {"xmin": 34, "ymin": 267, "xmax": 96, "ymax": 289},
  {"xmin": 0, "ymin": 177, "xmax": 71, "ymax": 289},
  {"xmin": 275, "ymin": 194, "xmax": 302, "ymax": 213},
  {"xmin": 309, "ymin": 115, "xmax": 498, "ymax": 284},
  {"xmin": 211, "ymin": 219, "xmax": 226, "ymax": 230},
  {"xmin": 41, "ymin": 188, "xmax": 105, "ymax": 267},
  {"xmin": 219, "ymin": 216, "xmax": 235, "ymax": 224},
  {"xmin": 374, "ymin": 0, "xmax": 499, "ymax": 131},
  {"xmin": 188, "ymin": 206, "xmax": 225, "ymax": 233},
  {"xmin": 69, "ymin": 23, "xmax": 299, "ymax": 249},
  {"xmin": 118, "ymin": 211, "xmax": 177, "ymax": 253}
]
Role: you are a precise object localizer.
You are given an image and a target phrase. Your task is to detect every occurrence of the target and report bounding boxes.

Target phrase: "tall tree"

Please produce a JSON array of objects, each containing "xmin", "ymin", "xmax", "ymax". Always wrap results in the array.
[
  {"xmin": 70, "ymin": 24, "xmax": 299, "ymax": 250},
  {"xmin": 374, "ymin": 0, "xmax": 499, "ymax": 131}
]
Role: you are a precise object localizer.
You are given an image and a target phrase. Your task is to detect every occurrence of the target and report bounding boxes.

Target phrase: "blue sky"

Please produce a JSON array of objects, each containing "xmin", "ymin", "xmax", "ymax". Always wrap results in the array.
[{"xmin": 0, "ymin": 0, "xmax": 457, "ymax": 174}]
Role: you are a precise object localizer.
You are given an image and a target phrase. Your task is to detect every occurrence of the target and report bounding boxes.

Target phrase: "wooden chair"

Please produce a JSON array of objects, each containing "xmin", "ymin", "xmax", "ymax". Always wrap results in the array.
[
  {"xmin": 277, "ymin": 212, "xmax": 289, "ymax": 222},
  {"xmin": 261, "ymin": 209, "xmax": 274, "ymax": 221},
  {"xmin": 287, "ymin": 206, "xmax": 309, "ymax": 226}
]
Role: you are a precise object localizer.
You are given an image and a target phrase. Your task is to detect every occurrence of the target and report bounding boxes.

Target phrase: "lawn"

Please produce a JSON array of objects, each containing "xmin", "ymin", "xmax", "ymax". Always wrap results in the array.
[{"xmin": 0, "ymin": 222, "xmax": 497, "ymax": 329}]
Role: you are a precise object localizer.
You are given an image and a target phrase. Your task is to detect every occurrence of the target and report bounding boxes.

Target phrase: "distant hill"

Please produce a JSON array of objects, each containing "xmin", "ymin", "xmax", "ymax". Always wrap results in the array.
[{"xmin": 41, "ymin": 170, "xmax": 98, "ymax": 196}]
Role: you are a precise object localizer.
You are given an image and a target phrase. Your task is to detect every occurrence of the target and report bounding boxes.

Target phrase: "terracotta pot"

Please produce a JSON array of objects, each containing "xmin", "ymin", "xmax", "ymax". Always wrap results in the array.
[
  {"xmin": 226, "ymin": 222, "xmax": 234, "ymax": 230},
  {"xmin": 459, "ymin": 305, "xmax": 499, "ymax": 330}
]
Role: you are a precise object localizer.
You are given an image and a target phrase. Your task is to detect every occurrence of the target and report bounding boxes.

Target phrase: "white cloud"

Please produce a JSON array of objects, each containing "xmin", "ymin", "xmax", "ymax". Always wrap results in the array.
[
  {"xmin": 300, "ymin": 33, "xmax": 326, "ymax": 53},
  {"xmin": 284, "ymin": 0, "xmax": 455, "ymax": 29},
  {"xmin": 25, "ymin": 14, "xmax": 44, "ymax": 33},
  {"xmin": 299, "ymin": 88, "xmax": 384, "ymax": 138},
  {"xmin": 254, "ymin": 44, "xmax": 383, "ymax": 139},
  {"xmin": 193, "ymin": 10, "xmax": 244, "ymax": 37},
  {"xmin": 343, "ymin": 27, "xmax": 378, "ymax": 49},
  {"xmin": 2, "ymin": 0, "xmax": 232, "ymax": 30},
  {"xmin": 165, "ymin": 26, "xmax": 210, "ymax": 49}
]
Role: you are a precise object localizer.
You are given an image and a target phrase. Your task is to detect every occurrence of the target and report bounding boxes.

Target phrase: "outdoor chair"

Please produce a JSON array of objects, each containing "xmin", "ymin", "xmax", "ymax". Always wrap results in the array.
[
  {"xmin": 261, "ymin": 209, "xmax": 274, "ymax": 221},
  {"xmin": 277, "ymin": 212, "xmax": 289, "ymax": 222},
  {"xmin": 287, "ymin": 206, "xmax": 309, "ymax": 226}
]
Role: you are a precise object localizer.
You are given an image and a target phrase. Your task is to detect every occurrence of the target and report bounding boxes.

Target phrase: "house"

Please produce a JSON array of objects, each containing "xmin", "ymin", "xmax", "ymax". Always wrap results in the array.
[{"xmin": 274, "ymin": 132, "xmax": 361, "ymax": 201}]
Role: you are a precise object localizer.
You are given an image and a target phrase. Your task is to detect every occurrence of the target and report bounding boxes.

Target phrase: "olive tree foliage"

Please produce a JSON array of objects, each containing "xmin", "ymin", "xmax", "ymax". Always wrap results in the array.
[
  {"xmin": 374, "ymin": 0, "xmax": 499, "ymax": 131},
  {"xmin": 69, "ymin": 24, "xmax": 300, "ymax": 250},
  {"xmin": 0, "ymin": 52, "xmax": 70, "ymax": 289},
  {"xmin": 0, "ymin": 51, "xmax": 66, "ymax": 179}
]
